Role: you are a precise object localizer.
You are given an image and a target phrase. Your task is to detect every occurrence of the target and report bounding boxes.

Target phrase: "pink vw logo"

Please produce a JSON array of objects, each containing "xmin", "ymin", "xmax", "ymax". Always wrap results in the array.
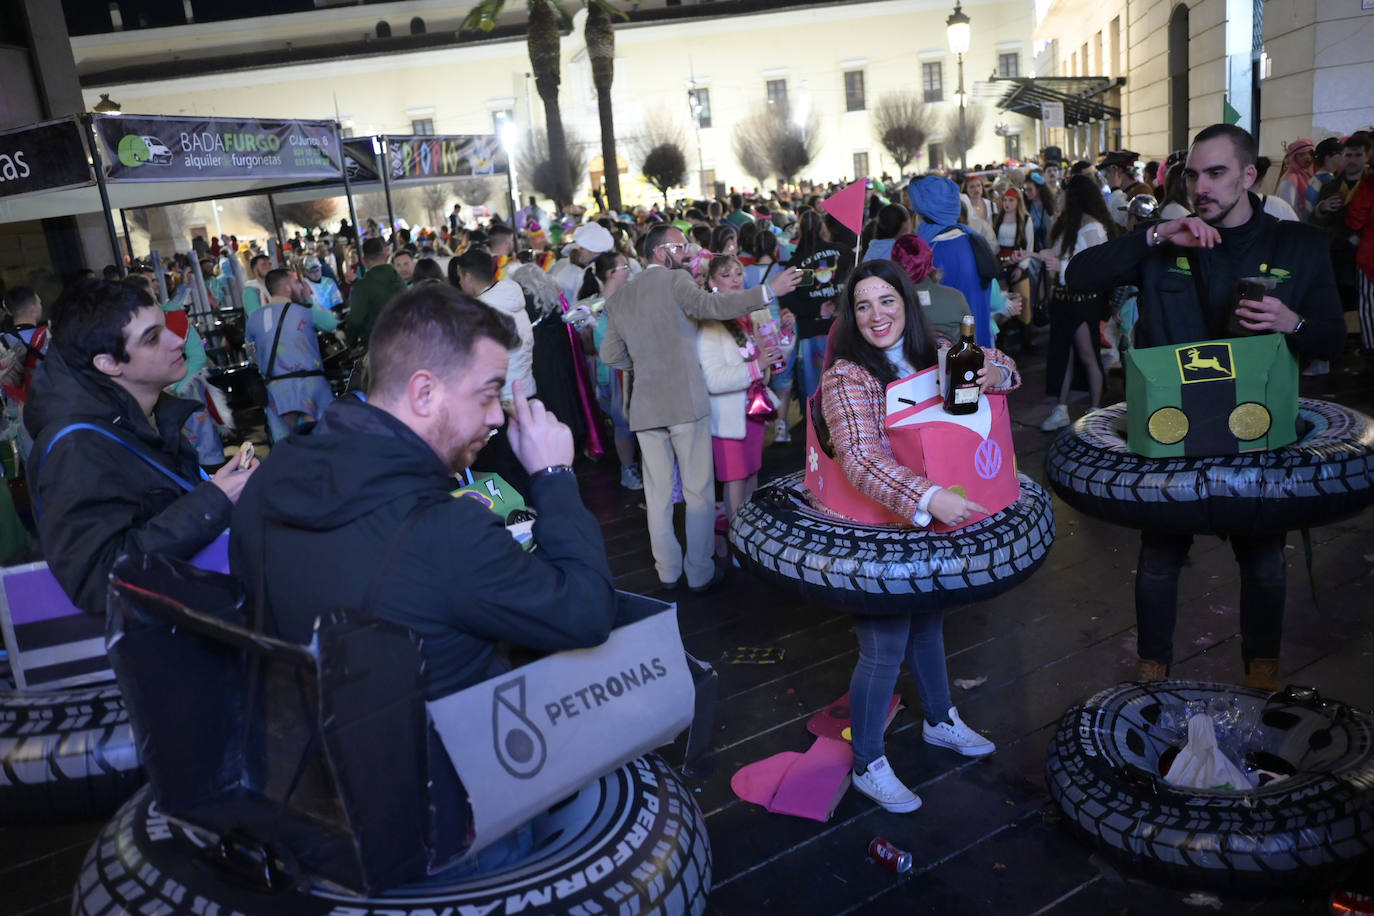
[{"xmin": 974, "ymin": 439, "xmax": 1003, "ymax": 480}]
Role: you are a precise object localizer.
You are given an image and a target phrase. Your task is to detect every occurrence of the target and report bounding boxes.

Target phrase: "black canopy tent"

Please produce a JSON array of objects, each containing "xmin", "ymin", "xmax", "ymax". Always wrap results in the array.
[{"xmin": 0, "ymin": 112, "xmax": 350, "ymax": 278}]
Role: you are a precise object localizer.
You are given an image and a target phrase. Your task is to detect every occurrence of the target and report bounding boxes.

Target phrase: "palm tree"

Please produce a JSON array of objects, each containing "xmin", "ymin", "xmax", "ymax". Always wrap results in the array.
[
  {"xmin": 583, "ymin": 1, "xmax": 627, "ymax": 213},
  {"xmin": 464, "ymin": 0, "xmax": 575, "ymax": 209}
]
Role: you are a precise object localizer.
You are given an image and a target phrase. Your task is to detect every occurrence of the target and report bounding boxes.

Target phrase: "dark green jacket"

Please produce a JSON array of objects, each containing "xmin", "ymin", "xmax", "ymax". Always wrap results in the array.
[{"xmin": 344, "ymin": 263, "xmax": 407, "ymax": 347}]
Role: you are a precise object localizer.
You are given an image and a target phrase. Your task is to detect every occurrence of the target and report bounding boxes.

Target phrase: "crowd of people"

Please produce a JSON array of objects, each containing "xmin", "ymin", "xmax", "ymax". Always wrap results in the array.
[{"xmin": 0, "ymin": 117, "xmax": 1369, "ymax": 836}]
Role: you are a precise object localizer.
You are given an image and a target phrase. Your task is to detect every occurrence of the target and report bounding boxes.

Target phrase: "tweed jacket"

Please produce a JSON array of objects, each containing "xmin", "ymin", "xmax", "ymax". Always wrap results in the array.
[
  {"xmin": 819, "ymin": 348, "xmax": 1020, "ymax": 523},
  {"xmin": 599, "ymin": 266, "xmax": 774, "ymax": 431}
]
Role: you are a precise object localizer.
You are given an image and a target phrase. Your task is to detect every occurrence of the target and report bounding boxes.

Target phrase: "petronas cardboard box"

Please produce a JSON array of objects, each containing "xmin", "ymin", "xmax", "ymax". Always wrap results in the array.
[{"xmin": 1125, "ymin": 333, "xmax": 1297, "ymax": 458}]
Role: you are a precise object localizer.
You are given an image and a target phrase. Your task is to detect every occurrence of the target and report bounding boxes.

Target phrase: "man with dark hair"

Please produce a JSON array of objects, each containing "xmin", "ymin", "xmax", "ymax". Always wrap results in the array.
[
  {"xmin": 393, "ymin": 248, "xmax": 417, "ymax": 286},
  {"xmin": 726, "ymin": 193, "xmax": 751, "ymax": 228},
  {"xmin": 454, "ymin": 248, "xmax": 534, "ymax": 402},
  {"xmin": 344, "ymin": 236, "xmax": 407, "ymax": 347},
  {"xmin": 245, "ymin": 269, "xmax": 334, "ymax": 441},
  {"xmin": 232, "ymin": 283, "xmax": 614, "ymax": 698},
  {"xmin": 25, "ymin": 280, "xmax": 257, "ymax": 614},
  {"xmin": 599, "ymin": 225, "xmax": 799, "ymax": 592},
  {"xmin": 1066, "ymin": 123, "xmax": 1343, "ymax": 689}
]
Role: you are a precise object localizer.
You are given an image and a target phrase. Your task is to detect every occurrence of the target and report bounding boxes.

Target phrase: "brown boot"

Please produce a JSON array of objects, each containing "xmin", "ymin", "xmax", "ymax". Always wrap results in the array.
[
  {"xmin": 1136, "ymin": 659, "xmax": 1169, "ymax": 681},
  {"xmin": 1244, "ymin": 658, "xmax": 1281, "ymax": 691}
]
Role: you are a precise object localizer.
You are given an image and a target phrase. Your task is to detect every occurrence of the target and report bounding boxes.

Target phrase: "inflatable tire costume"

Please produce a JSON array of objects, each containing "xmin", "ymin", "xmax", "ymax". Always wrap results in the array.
[
  {"xmin": 72, "ymin": 755, "xmax": 710, "ymax": 916},
  {"xmin": 729, "ymin": 470, "xmax": 1055, "ymax": 614},
  {"xmin": 0, "ymin": 682, "xmax": 142, "ymax": 824},
  {"xmin": 1045, "ymin": 399, "xmax": 1374, "ymax": 535},
  {"xmin": 1046, "ymin": 680, "xmax": 1374, "ymax": 891}
]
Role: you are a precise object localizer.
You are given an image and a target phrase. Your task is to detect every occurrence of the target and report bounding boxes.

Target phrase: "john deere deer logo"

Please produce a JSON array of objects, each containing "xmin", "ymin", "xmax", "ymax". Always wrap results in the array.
[{"xmin": 1175, "ymin": 342, "xmax": 1234, "ymax": 383}]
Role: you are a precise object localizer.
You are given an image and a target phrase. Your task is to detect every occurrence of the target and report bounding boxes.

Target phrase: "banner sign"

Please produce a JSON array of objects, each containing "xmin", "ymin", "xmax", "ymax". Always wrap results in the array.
[
  {"xmin": 428, "ymin": 600, "xmax": 692, "ymax": 856},
  {"xmin": 386, "ymin": 134, "xmax": 509, "ymax": 183},
  {"xmin": 0, "ymin": 119, "xmax": 93, "ymax": 200},
  {"xmin": 342, "ymin": 138, "xmax": 380, "ymax": 183},
  {"xmin": 1041, "ymin": 102, "xmax": 1066, "ymax": 128},
  {"xmin": 94, "ymin": 115, "xmax": 342, "ymax": 183}
]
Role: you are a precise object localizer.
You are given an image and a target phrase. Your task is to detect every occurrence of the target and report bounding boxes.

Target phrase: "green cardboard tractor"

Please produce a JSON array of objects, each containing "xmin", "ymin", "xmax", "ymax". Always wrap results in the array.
[{"xmin": 1125, "ymin": 334, "xmax": 1298, "ymax": 458}]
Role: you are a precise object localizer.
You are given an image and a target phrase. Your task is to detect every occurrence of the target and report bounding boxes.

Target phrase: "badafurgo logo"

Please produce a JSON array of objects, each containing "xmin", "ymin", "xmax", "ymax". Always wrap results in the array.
[{"xmin": 492, "ymin": 676, "xmax": 547, "ymax": 779}]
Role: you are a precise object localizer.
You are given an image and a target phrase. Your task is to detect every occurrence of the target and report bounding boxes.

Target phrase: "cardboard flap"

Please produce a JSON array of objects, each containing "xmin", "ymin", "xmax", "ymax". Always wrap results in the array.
[{"xmin": 428, "ymin": 607, "xmax": 693, "ymax": 856}]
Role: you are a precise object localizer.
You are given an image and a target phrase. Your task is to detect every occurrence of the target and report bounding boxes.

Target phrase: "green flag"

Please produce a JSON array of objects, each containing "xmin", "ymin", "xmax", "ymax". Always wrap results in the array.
[{"xmin": 1223, "ymin": 96, "xmax": 1243, "ymax": 126}]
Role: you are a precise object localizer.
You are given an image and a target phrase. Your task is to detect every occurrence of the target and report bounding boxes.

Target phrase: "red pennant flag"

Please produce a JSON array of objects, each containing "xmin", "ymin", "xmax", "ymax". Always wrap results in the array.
[{"xmin": 819, "ymin": 179, "xmax": 867, "ymax": 236}]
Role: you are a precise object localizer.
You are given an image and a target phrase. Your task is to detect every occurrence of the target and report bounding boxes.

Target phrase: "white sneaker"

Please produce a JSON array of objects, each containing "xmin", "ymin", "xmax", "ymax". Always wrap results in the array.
[
  {"xmin": 1039, "ymin": 404, "xmax": 1070, "ymax": 432},
  {"xmin": 773, "ymin": 418, "xmax": 791, "ymax": 444},
  {"xmin": 620, "ymin": 464, "xmax": 644, "ymax": 491},
  {"xmin": 923, "ymin": 707, "xmax": 996, "ymax": 757},
  {"xmin": 1301, "ymin": 360, "xmax": 1329, "ymax": 377},
  {"xmin": 851, "ymin": 755, "xmax": 923, "ymax": 813}
]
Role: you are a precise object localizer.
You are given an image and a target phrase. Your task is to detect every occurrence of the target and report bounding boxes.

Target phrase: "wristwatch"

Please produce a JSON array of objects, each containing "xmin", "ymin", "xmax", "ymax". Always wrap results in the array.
[
  {"xmin": 530, "ymin": 464, "xmax": 573, "ymax": 482},
  {"xmin": 1149, "ymin": 225, "xmax": 1161, "ymax": 247},
  {"xmin": 1291, "ymin": 316, "xmax": 1306, "ymax": 335}
]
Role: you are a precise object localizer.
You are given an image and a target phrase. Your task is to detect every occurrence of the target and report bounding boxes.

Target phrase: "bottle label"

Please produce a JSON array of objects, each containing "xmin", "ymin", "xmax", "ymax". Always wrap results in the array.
[{"xmin": 954, "ymin": 385, "xmax": 979, "ymax": 405}]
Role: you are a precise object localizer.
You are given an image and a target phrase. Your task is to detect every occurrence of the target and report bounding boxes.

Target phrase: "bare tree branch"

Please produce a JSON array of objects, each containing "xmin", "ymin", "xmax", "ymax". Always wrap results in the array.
[
  {"xmin": 517, "ymin": 127, "xmax": 590, "ymax": 205},
  {"xmin": 641, "ymin": 143, "xmax": 688, "ymax": 205},
  {"xmin": 731, "ymin": 104, "xmax": 820, "ymax": 187},
  {"xmin": 871, "ymin": 91, "xmax": 938, "ymax": 174},
  {"xmin": 942, "ymin": 104, "xmax": 987, "ymax": 166}
]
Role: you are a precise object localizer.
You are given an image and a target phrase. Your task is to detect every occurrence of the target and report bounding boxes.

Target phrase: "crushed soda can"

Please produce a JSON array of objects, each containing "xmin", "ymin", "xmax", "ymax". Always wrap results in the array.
[{"xmin": 868, "ymin": 837, "xmax": 912, "ymax": 873}]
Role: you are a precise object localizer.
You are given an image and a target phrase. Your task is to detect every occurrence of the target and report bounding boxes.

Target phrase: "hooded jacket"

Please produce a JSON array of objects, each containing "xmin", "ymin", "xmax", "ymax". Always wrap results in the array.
[
  {"xmin": 229, "ymin": 395, "xmax": 616, "ymax": 700},
  {"xmin": 1065, "ymin": 193, "xmax": 1343, "ymax": 357},
  {"xmin": 24, "ymin": 348, "xmax": 231, "ymax": 614},
  {"xmin": 907, "ymin": 176, "xmax": 1000, "ymax": 347}
]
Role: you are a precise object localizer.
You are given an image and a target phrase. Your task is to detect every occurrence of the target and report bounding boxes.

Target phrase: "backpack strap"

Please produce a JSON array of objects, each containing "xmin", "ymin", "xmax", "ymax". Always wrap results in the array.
[{"xmin": 31, "ymin": 422, "xmax": 209, "ymax": 518}]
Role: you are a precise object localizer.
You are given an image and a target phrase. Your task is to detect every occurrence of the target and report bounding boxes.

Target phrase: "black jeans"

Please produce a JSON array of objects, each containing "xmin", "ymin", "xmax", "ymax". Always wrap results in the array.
[{"xmin": 1135, "ymin": 530, "xmax": 1286, "ymax": 665}]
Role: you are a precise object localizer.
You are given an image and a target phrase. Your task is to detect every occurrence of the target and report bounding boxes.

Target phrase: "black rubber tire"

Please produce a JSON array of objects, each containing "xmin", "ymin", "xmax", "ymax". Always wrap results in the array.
[
  {"xmin": 1045, "ymin": 679, "xmax": 1374, "ymax": 892},
  {"xmin": 72, "ymin": 754, "xmax": 711, "ymax": 916},
  {"xmin": 1045, "ymin": 399, "xmax": 1374, "ymax": 535},
  {"xmin": 728, "ymin": 471, "xmax": 1055, "ymax": 614},
  {"xmin": 0, "ymin": 682, "xmax": 142, "ymax": 825}
]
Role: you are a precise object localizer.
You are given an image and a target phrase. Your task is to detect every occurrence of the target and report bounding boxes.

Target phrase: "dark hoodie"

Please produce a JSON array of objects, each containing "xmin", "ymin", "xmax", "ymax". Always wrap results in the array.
[
  {"xmin": 229, "ymin": 395, "xmax": 616, "ymax": 700},
  {"xmin": 25, "ymin": 348, "xmax": 231, "ymax": 614}
]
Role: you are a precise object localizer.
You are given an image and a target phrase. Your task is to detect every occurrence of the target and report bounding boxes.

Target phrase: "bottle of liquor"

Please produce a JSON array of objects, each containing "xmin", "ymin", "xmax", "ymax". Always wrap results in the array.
[{"xmin": 943, "ymin": 315, "xmax": 983, "ymax": 415}]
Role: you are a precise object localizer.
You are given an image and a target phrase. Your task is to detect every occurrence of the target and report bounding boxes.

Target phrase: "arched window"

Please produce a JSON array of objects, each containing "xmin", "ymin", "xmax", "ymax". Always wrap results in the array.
[
  {"xmin": 375, "ymin": 20, "xmax": 392, "ymax": 39},
  {"xmin": 410, "ymin": 17, "xmax": 426, "ymax": 35},
  {"xmin": 1168, "ymin": 4, "xmax": 1190, "ymax": 152}
]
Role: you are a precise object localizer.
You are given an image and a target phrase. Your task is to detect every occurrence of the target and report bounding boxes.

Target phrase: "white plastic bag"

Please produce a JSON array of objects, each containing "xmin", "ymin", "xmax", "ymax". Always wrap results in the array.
[{"xmin": 1164, "ymin": 713, "xmax": 1256, "ymax": 790}]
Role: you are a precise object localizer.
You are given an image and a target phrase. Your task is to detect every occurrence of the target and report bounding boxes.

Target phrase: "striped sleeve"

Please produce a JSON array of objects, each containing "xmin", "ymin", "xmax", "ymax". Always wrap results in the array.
[{"xmin": 819, "ymin": 360, "xmax": 933, "ymax": 523}]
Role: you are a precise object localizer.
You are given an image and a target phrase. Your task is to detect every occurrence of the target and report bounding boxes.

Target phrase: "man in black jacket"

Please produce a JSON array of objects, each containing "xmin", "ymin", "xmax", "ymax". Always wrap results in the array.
[
  {"xmin": 1066, "ymin": 124, "xmax": 1344, "ymax": 690},
  {"xmin": 231, "ymin": 283, "xmax": 618, "ymax": 701},
  {"xmin": 26, "ymin": 280, "xmax": 258, "ymax": 614}
]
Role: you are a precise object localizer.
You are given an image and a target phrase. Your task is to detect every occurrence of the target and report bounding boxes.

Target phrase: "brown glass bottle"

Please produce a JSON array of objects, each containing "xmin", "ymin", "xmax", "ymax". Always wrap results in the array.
[{"xmin": 943, "ymin": 315, "xmax": 983, "ymax": 415}]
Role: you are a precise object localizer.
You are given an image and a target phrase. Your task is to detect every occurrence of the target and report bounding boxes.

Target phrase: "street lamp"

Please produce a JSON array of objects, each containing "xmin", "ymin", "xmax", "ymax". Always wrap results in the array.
[{"xmin": 946, "ymin": 1, "xmax": 972, "ymax": 174}]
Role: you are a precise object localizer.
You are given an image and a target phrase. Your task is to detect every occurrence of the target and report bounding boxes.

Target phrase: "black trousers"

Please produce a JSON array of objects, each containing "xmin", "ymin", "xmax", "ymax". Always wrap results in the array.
[{"xmin": 1134, "ymin": 530, "xmax": 1286, "ymax": 666}]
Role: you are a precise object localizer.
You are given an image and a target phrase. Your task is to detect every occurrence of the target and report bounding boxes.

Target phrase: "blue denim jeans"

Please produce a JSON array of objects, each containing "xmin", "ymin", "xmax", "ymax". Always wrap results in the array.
[
  {"xmin": 796, "ymin": 335, "xmax": 829, "ymax": 401},
  {"xmin": 849, "ymin": 612, "xmax": 954, "ymax": 773}
]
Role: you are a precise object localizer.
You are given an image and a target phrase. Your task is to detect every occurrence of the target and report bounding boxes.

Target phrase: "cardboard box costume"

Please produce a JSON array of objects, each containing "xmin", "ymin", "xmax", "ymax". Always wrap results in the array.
[
  {"xmin": 805, "ymin": 366, "xmax": 1020, "ymax": 533},
  {"xmin": 1125, "ymin": 334, "xmax": 1298, "ymax": 458}
]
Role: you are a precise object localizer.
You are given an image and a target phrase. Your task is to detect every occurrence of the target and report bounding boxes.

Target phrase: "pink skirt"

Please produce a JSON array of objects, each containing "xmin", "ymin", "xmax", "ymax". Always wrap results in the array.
[{"xmin": 713, "ymin": 417, "xmax": 766, "ymax": 482}]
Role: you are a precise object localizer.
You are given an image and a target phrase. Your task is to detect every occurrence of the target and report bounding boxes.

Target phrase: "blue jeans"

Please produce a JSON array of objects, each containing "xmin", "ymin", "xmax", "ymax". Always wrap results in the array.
[
  {"xmin": 797, "ymin": 335, "xmax": 828, "ymax": 401},
  {"xmin": 849, "ymin": 612, "xmax": 954, "ymax": 773}
]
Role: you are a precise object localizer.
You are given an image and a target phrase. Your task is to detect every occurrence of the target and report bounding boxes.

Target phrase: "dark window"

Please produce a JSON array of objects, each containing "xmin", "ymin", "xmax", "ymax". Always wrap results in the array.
[
  {"xmin": 922, "ymin": 63, "xmax": 943, "ymax": 103},
  {"xmin": 375, "ymin": 21, "xmax": 391, "ymax": 38},
  {"xmin": 1004, "ymin": 134, "xmax": 1021, "ymax": 160},
  {"xmin": 928, "ymin": 142, "xmax": 945, "ymax": 167},
  {"xmin": 998, "ymin": 53, "xmax": 1019, "ymax": 78},
  {"xmin": 689, "ymin": 88, "xmax": 712, "ymax": 128},
  {"xmin": 766, "ymin": 79, "xmax": 788, "ymax": 107},
  {"xmin": 844, "ymin": 71, "xmax": 866, "ymax": 111},
  {"xmin": 411, "ymin": 118, "xmax": 434, "ymax": 135},
  {"xmin": 492, "ymin": 109, "xmax": 514, "ymax": 133},
  {"xmin": 853, "ymin": 151, "xmax": 870, "ymax": 178}
]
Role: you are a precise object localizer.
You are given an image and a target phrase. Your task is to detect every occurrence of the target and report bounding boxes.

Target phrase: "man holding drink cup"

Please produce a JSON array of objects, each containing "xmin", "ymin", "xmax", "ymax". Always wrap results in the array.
[{"xmin": 1064, "ymin": 124, "xmax": 1344, "ymax": 690}]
